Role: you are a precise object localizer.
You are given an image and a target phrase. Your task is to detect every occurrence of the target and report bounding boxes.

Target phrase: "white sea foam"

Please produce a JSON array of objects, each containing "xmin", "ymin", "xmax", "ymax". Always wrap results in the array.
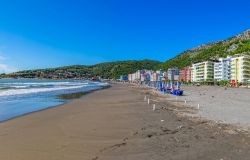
[
  {"xmin": 95, "ymin": 82, "xmax": 109, "ymax": 86},
  {"xmin": 0, "ymin": 81, "xmax": 109, "ymax": 97},
  {"xmin": 3, "ymin": 82, "xmax": 87, "ymax": 86},
  {"xmin": 12, "ymin": 86, "xmax": 30, "ymax": 89},
  {"xmin": 0, "ymin": 85, "xmax": 87, "ymax": 97},
  {"xmin": 3, "ymin": 82, "xmax": 61, "ymax": 85}
]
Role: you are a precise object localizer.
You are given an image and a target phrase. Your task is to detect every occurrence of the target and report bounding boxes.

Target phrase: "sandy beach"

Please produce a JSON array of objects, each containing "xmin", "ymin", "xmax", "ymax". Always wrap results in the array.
[
  {"xmin": 1, "ymin": 84, "xmax": 250, "ymax": 160},
  {"xmin": 161, "ymin": 85, "xmax": 250, "ymax": 128}
]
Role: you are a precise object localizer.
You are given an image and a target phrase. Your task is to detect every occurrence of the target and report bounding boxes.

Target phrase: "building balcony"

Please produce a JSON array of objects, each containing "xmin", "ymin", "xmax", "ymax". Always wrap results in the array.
[
  {"xmin": 241, "ymin": 65, "xmax": 250, "ymax": 69},
  {"xmin": 243, "ymin": 75, "xmax": 250, "ymax": 78},
  {"xmin": 195, "ymin": 73, "xmax": 203, "ymax": 75},
  {"xmin": 243, "ymin": 61, "xmax": 250, "ymax": 65},
  {"xmin": 243, "ymin": 70, "xmax": 250, "ymax": 73},
  {"xmin": 206, "ymin": 71, "xmax": 214, "ymax": 74},
  {"xmin": 243, "ymin": 58, "xmax": 250, "ymax": 61}
]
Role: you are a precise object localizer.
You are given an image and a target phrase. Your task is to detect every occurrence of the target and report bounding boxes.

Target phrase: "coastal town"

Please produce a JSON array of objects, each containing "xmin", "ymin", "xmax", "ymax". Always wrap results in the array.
[
  {"xmin": 2, "ymin": 0, "xmax": 250, "ymax": 159},
  {"xmin": 120, "ymin": 54, "xmax": 250, "ymax": 87}
]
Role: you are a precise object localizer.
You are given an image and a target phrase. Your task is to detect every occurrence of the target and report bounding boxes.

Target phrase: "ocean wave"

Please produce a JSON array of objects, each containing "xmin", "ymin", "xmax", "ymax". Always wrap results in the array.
[
  {"xmin": 0, "ymin": 85, "xmax": 88, "ymax": 97},
  {"xmin": 0, "ymin": 80, "xmax": 109, "ymax": 97},
  {"xmin": 1, "ymin": 81, "xmax": 91, "ymax": 89},
  {"xmin": 2, "ymin": 82, "xmax": 88, "ymax": 86},
  {"xmin": 95, "ymin": 82, "xmax": 109, "ymax": 86},
  {"xmin": 0, "ymin": 86, "xmax": 15, "ymax": 90}
]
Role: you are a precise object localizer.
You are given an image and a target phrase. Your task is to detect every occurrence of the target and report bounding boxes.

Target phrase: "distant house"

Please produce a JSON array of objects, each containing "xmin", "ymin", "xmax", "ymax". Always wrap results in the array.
[
  {"xmin": 124, "ymin": 69, "xmax": 170, "ymax": 82},
  {"xmin": 162, "ymin": 71, "xmax": 168, "ymax": 81},
  {"xmin": 128, "ymin": 70, "xmax": 143, "ymax": 82},
  {"xmin": 135, "ymin": 70, "xmax": 141, "ymax": 80},
  {"xmin": 179, "ymin": 66, "xmax": 191, "ymax": 82},
  {"xmin": 132, "ymin": 73, "xmax": 136, "ymax": 81},
  {"xmin": 167, "ymin": 67, "xmax": 179, "ymax": 81},
  {"xmin": 156, "ymin": 70, "xmax": 163, "ymax": 81},
  {"xmin": 151, "ymin": 72, "xmax": 159, "ymax": 81},
  {"xmin": 120, "ymin": 75, "xmax": 128, "ymax": 81},
  {"xmin": 140, "ymin": 70, "xmax": 152, "ymax": 81},
  {"xmin": 128, "ymin": 74, "xmax": 133, "ymax": 82}
]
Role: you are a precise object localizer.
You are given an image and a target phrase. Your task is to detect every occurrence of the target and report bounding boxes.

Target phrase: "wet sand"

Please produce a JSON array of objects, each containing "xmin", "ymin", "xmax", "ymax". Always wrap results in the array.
[{"xmin": 1, "ymin": 84, "xmax": 250, "ymax": 160}]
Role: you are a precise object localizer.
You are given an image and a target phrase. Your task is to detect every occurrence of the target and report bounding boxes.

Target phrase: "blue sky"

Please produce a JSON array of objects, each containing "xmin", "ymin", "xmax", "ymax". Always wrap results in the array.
[{"xmin": 0, "ymin": 0, "xmax": 250, "ymax": 73}]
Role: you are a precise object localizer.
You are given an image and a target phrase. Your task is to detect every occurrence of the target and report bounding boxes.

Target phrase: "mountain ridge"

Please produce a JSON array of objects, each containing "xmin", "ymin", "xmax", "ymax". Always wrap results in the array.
[
  {"xmin": 157, "ymin": 29, "xmax": 250, "ymax": 70},
  {"xmin": 0, "ymin": 59, "xmax": 161, "ymax": 79}
]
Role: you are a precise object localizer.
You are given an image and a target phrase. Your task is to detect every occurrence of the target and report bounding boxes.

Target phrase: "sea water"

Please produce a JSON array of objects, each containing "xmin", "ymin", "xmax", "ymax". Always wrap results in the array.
[{"xmin": 0, "ymin": 79, "xmax": 109, "ymax": 122}]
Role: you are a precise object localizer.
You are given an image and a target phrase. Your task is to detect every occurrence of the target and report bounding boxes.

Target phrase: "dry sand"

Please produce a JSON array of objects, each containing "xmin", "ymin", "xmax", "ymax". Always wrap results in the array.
[
  {"xmin": 1, "ymin": 84, "xmax": 250, "ymax": 160},
  {"xmin": 165, "ymin": 85, "xmax": 250, "ymax": 128}
]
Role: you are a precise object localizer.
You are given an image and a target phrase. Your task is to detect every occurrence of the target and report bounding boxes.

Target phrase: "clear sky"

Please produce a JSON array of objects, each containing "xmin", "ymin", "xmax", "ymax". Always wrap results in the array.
[{"xmin": 0, "ymin": 0, "xmax": 250, "ymax": 73}]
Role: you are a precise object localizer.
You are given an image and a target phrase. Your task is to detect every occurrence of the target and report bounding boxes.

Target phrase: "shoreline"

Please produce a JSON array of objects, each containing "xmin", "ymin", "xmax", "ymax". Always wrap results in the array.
[
  {"xmin": 1, "ymin": 83, "xmax": 250, "ymax": 159},
  {"xmin": 0, "ymin": 85, "xmax": 111, "ymax": 124}
]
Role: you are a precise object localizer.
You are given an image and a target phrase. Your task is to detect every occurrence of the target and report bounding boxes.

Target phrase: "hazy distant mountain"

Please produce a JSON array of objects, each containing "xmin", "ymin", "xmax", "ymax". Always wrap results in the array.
[{"xmin": 157, "ymin": 29, "xmax": 250, "ymax": 70}]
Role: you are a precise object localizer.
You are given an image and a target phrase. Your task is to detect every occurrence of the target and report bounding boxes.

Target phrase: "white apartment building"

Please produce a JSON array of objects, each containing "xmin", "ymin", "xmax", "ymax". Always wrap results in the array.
[
  {"xmin": 230, "ymin": 54, "xmax": 250, "ymax": 83},
  {"xmin": 131, "ymin": 73, "xmax": 136, "ymax": 81},
  {"xmin": 214, "ymin": 58, "xmax": 231, "ymax": 81},
  {"xmin": 167, "ymin": 67, "xmax": 179, "ymax": 81},
  {"xmin": 191, "ymin": 61, "xmax": 214, "ymax": 82},
  {"xmin": 128, "ymin": 74, "xmax": 132, "ymax": 81},
  {"xmin": 135, "ymin": 70, "xmax": 141, "ymax": 80}
]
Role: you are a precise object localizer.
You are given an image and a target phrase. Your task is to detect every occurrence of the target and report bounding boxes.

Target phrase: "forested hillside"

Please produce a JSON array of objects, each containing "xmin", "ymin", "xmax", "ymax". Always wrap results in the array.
[
  {"xmin": 91, "ymin": 60, "xmax": 161, "ymax": 78},
  {"xmin": 157, "ymin": 29, "xmax": 250, "ymax": 70},
  {"xmin": 0, "ymin": 60, "xmax": 161, "ymax": 79}
]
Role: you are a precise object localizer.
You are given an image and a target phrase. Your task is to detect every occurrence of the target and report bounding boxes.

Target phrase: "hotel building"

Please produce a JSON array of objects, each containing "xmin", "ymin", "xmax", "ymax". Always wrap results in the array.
[
  {"xmin": 191, "ymin": 61, "xmax": 214, "ymax": 82},
  {"xmin": 214, "ymin": 58, "xmax": 231, "ymax": 81},
  {"xmin": 230, "ymin": 54, "xmax": 250, "ymax": 83}
]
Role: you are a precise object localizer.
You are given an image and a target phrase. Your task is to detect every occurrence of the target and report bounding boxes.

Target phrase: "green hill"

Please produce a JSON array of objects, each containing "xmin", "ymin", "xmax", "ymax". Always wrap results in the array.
[
  {"xmin": 157, "ymin": 29, "xmax": 250, "ymax": 70},
  {"xmin": 91, "ymin": 59, "xmax": 161, "ymax": 78},
  {"xmin": 1, "ymin": 60, "xmax": 161, "ymax": 79}
]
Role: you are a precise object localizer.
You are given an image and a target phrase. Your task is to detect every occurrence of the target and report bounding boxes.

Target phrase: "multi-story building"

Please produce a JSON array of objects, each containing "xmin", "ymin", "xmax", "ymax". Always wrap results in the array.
[
  {"xmin": 230, "ymin": 54, "xmax": 250, "ymax": 83},
  {"xmin": 156, "ymin": 70, "xmax": 165, "ymax": 81},
  {"xmin": 179, "ymin": 66, "xmax": 191, "ymax": 82},
  {"xmin": 140, "ymin": 70, "xmax": 152, "ymax": 81},
  {"xmin": 128, "ymin": 74, "xmax": 132, "ymax": 81},
  {"xmin": 135, "ymin": 70, "xmax": 141, "ymax": 80},
  {"xmin": 151, "ymin": 72, "xmax": 159, "ymax": 81},
  {"xmin": 130, "ymin": 73, "xmax": 136, "ymax": 81},
  {"xmin": 140, "ymin": 73, "xmax": 148, "ymax": 81},
  {"xmin": 161, "ymin": 71, "xmax": 168, "ymax": 81},
  {"xmin": 120, "ymin": 75, "xmax": 128, "ymax": 81},
  {"xmin": 214, "ymin": 58, "xmax": 231, "ymax": 81},
  {"xmin": 128, "ymin": 70, "xmax": 155, "ymax": 82},
  {"xmin": 191, "ymin": 61, "xmax": 214, "ymax": 82},
  {"xmin": 167, "ymin": 67, "xmax": 179, "ymax": 81}
]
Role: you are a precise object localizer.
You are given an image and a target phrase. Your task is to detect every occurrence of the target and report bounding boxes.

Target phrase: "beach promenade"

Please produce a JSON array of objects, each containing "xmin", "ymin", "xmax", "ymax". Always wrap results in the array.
[{"xmin": 0, "ymin": 84, "xmax": 250, "ymax": 160}]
